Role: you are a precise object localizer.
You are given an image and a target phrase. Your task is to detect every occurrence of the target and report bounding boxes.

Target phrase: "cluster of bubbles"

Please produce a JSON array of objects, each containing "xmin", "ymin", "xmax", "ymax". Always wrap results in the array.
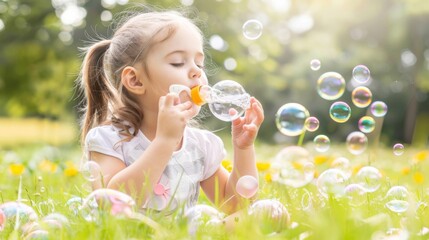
[{"xmin": 275, "ymin": 63, "xmax": 394, "ymax": 156}]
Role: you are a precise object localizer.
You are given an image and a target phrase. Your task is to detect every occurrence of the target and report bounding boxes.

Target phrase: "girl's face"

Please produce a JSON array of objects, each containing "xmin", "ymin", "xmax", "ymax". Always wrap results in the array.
[{"xmin": 140, "ymin": 22, "xmax": 207, "ymax": 117}]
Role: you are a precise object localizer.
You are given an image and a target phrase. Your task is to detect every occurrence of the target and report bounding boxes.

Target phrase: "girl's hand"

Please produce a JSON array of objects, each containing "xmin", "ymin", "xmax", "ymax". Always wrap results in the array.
[
  {"xmin": 231, "ymin": 97, "xmax": 264, "ymax": 149},
  {"xmin": 156, "ymin": 93, "xmax": 194, "ymax": 147}
]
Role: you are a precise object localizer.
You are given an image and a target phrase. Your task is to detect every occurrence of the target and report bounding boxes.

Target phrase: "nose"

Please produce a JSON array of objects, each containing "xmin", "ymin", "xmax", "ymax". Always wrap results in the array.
[{"xmin": 189, "ymin": 65, "xmax": 202, "ymax": 80}]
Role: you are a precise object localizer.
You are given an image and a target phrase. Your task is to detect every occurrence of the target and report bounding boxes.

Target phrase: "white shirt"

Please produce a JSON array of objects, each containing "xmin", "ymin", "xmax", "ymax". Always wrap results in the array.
[{"xmin": 85, "ymin": 125, "xmax": 226, "ymax": 213}]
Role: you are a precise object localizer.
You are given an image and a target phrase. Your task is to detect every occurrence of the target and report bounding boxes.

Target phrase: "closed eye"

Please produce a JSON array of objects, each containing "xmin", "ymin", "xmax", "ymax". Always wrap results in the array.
[{"xmin": 170, "ymin": 63, "xmax": 184, "ymax": 67}]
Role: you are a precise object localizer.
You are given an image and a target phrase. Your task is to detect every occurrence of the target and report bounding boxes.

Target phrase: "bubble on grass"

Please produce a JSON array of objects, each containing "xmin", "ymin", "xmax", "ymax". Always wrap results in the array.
[
  {"xmin": 358, "ymin": 116, "xmax": 375, "ymax": 133},
  {"xmin": 236, "ymin": 175, "xmax": 259, "ymax": 199},
  {"xmin": 393, "ymin": 143, "xmax": 405, "ymax": 156},
  {"xmin": 329, "ymin": 101, "xmax": 351, "ymax": 123},
  {"xmin": 310, "ymin": 59, "xmax": 321, "ymax": 71},
  {"xmin": 22, "ymin": 229, "xmax": 49, "ymax": 240},
  {"xmin": 344, "ymin": 184, "xmax": 366, "ymax": 207},
  {"xmin": 385, "ymin": 186, "xmax": 409, "ymax": 213},
  {"xmin": 316, "ymin": 168, "xmax": 347, "ymax": 199},
  {"xmin": 242, "ymin": 19, "xmax": 263, "ymax": 40},
  {"xmin": 351, "ymin": 86, "xmax": 372, "ymax": 108},
  {"xmin": 248, "ymin": 199, "xmax": 290, "ymax": 235},
  {"xmin": 304, "ymin": 116, "xmax": 319, "ymax": 132},
  {"xmin": 317, "ymin": 72, "xmax": 346, "ymax": 100},
  {"xmin": 80, "ymin": 188, "xmax": 136, "ymax": 221},
  {"xmin": 66, "ymin": 196, "xmax": 83, "ymax": 215},
  {"xmin": 275, "ymin": 103, "xmax": 310, "ymax": 136},
  {"xmin": 352, "ymin": 65, "xmax": 371, "ymax": 83},
  {"xmin": 81, "ymin": 161, "xmax": 102, "ymax": 182},
  {"xmin": 346, "ymin": 131, "xmax": 368, "ymax": 155},
  {"xmin": 331, "ymin": 157, "xmax": 351, "ymax": 178},
  {"xmin": 0, "ymin": 202, "xmax": 38, "ymax": 227},
  {"xmin": 356, "ymin": 166, "xmax": 382, "ymax": 193},
  {"xmin": 271, "ymin": 146, "xmax": 315, "ymax": 188},
  {"xmin": 370, "ymin": 101, "xmax": 388, "ymax": 117},
  {"xmin": 184, "ymin": 204, "xmax": 224, "ymax": 235},
  {"xmin": 42, "ymin": 213, "xmax": 70, "ymax": 230},
  {"xmin": 313, "ymin": 135, "xmax": 330, "ymax": 152}
]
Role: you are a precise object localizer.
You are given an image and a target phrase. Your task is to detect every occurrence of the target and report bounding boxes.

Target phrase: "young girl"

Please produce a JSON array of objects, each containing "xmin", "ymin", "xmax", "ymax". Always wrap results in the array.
[{"xmin": 79, "ymin": 9, "xmax": 264, "ymax": 215}]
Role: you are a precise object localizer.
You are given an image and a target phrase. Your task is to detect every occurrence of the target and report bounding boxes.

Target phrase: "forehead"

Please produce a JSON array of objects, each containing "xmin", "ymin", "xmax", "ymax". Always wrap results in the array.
[{"xmin": 152, "ymin": 22, "xmax": 204, "ymax": 54}]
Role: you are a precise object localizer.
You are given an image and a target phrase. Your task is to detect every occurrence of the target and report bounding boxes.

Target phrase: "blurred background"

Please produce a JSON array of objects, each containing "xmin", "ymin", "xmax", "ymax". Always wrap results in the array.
[{"xmin": 0, "ymin": 0, "xmax": 428, "ymax": 148}]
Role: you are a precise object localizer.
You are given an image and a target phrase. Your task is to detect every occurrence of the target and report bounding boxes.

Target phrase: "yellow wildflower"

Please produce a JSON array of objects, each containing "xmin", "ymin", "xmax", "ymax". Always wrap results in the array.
[
  {"xmin": 314, "ymin": 155, "xmax": 328, "ymax": 165},
  {"xmin": 256, "ymin": 162, "xmax": 271, "ymax": 171},
  {"xmin": 313, "ymin": 170, "xmax": 319, "ymax": 178},
  {"xmin": 264, "ymin": 173, "xmax": 272, "ymax": 182},
  {"xmin": 38, "ymin": 159, "xmax": 58, "ymax": 173},
  {"xmin": 64, "ymin": 161, "xmax": 79, "ymax": 177},
  {"xmin": 413, "ymin": 172, "xmax": 425, "ymax": 184},
  {"xmin": 222, "ymin": 159, "xmax": 232, "ymax": 172},
  {"xmin": 413, "ymin": 150, "xmax": 429, "ymax": 164},
  {"xmin": 401, "ymin": 167, "xmax": 410, "ymax": 175},
  {"xmin": 291, "ymin": 161, "xmax": 303, "ymax": 170},
  {"xmin": 9, "ymin": 163, "xmax": 25, "ymax": 176}
]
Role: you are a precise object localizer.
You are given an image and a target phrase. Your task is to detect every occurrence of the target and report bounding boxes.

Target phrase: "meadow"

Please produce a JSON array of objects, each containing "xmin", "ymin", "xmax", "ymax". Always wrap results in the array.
[{"xmin": 0, "ymin": 118, "xmax": 429, "ymax": 240}]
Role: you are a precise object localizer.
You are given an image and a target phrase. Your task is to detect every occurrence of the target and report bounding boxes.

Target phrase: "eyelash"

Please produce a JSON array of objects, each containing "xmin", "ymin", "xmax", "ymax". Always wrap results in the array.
[{"xmin": 171, "ymin": 63, "xmax": 205, "ymax": 69}]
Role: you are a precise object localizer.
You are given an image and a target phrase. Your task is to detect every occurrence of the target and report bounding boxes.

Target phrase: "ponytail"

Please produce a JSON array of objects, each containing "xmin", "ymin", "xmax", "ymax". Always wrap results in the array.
[{"xmin": 80, "ymin": 40, "xmax": 117, "ymax": 144}]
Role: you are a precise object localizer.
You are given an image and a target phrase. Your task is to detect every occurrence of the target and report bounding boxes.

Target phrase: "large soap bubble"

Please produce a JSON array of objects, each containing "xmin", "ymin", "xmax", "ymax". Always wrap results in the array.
[
  {"xmin": 271, "ymin": 146, "xmax": 315, "ymax": 188},
  {"xmin": 275, "ymin": 103, "xmax": 310, "ymax": 136},
  {"xmin": 356, "ymin": 166, "xmax": 382, "ymax": 193},
  {"xmin": 385, "ymin": 186, "xmax": 409, "ymax": 213},
  {"xmin": 248, "ymin": 199, "xmax": 290, "ymax": 235},
  {"xmin": 317, "ymin": 168, "xmax": 348, "ymax": 198}
]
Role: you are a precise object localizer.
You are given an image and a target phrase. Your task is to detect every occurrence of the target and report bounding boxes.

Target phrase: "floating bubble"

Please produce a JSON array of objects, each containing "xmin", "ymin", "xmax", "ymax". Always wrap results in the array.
[
  {"xmin": 344, "ymin": 183, "xmax": 366, "ymax": 207},
  {"xmin": 236, "ymin": 175, "xmax": 259, "ymax": 199},
  {"xmin": 370, "ymin": 101, "xmax": 388, "ymax": 117},
  {"xmin": 331, "ymin": 157, "xmax": 351, "ymax": 178},
  {"xmin": 356, "ymin": 166, "xmax": 382, "ymax": 193},
  {"xmin": 316, "ymin": 168, "xmax": 347, "ymax": 198},
  {"xmin": 271, "ymin": 146, "xmax": 315, "ymax": 188},
  {"xmin": 304, "ymin": 116, "xmax": 319, "ymax": 132},
  {"xmin": 385, "ymin": 186, "xmax": 409, "ymax": 213},
  {"xmin": 310, "ymin": 59, "xmax": 321, "ymax": 71},
  {"xmin": 358, "ymin": 116, "xmax": 375, "ymax": 133},
  {"xmin": 184, "ymin": 204, "xmax": 224, "ymax": 235},
  {"xmin": 346, "ymin": 131, "xmax": 368, "ymax": 155},
  {"xmin": 393, "ymin": 143, "xmax": 405, "ymax": 156},
  {"xmin": 317, "ymin": 72, "xmax": 346, "ymax": 100},
  {"xmin": 352, "ymin": 65, "xmax": 371, "ymax": 83},
  {"xmin": 275, "ymin": 103, "xmax": 310, "ymax": 136},
  {"xmin": 351, "ymin": 86, "xmax": 372, "ymax": 108},
  {"xmin": 81, "ymin": 161, "xmax": 102, "ymax": 182},
  {"xmin": 329, "ymin": 101, "xmax": 351, "ymax": 123},
  {"xmin": 248, "ymin": 199, "xmax": 290, "ymax": 235},
  {"xmin": 313, "ymin": 135, "xmax": 330, "ymax": 152},
  {"xmin": 242, "ymin": 19, "xmax": 263, "ymax": 40}
]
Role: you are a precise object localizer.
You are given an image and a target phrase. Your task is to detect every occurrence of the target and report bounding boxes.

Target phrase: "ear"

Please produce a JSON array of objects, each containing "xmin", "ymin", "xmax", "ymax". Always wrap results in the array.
[{"xmin": 121, "ymin": 66, "xmax": 146, "ymax": 94}]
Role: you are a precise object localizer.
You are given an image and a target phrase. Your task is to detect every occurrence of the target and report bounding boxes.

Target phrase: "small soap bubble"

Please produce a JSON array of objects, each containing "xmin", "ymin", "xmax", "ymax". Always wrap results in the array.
[
  {"xmin": 370, "ymin": 101, "xmax": 388, "ymax": 117},
  {"xmin": 385, "ymin": 186, "xmax": 409, "ymax": 213},
  {"xmin": 81, "ymin": 161, "xmax": 102, "ymax": 182},
  {"xmin": 310, "ymin": 59, "xmax": 321, "ymax": 71},
  {"xmin": 242, "ymin": 19, "xmax": 263, "ymax": 40},
  {"xmin": 236, "ymin": 175, "xmax": 259, "ymax": 199},
  {"xmin": 313, "ymin": 135, "xmax": 330, "ymax": 152},
  {"xmin": 352, "ymin": 65, "xmax": 371, "ymax": 83},
  {"xmin": 329, "ymin": 101, "xmax": 351, "ymax": 123},
  {"xmin": 331, "ymin": 157, "xmax": 351, "ymax": 178},
  {"xmin": 317, "ymin": 72, "xmax": 346, "ymax": 100},
  {"xmin": 356, "ymin": 166, "xmax": 382, "ymax": 193},
  {"xmin": 346, "ymin": 131, "xmax": 368, "ymax": 155},
  {"xmin": 358, "ymin": 116, "xmax": 375, "ymax": 133},
  {"xmin": 317, "ymin": 168, "xmax": 347, "ymax": 199},
  {"xmin": 393, "ymin": 143, "xmax": 405, "ymax": 156},
  {"xmin": 271, "ymin": 146, "xmax": 315, "ymax": 188},
  {"xmin": 344, "ymin": 183, "xmax": 366, "ymax": 207},
  {"xmin": 304, "ymin": 116, "xmax": 319, "ymax": 132},
  {"xmin": 351, "ymin": 86, "xmax": 372, "ymax": 108},
  {"xmin": 275, "ymin": 103, "xmax": 310, "ymax": 136}
]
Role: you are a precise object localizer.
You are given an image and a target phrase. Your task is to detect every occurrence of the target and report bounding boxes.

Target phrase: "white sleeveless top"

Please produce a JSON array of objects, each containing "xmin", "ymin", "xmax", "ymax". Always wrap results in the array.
[{"xmin": 84, "ymin": 125, "xmax": 225, "ymax": 213}]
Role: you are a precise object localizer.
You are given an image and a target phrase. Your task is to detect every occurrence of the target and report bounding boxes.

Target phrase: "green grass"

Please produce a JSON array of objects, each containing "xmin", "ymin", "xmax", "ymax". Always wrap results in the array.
[{"xmin": 1, "ymin": 131, "xmax": 429, "ymax": 239}]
